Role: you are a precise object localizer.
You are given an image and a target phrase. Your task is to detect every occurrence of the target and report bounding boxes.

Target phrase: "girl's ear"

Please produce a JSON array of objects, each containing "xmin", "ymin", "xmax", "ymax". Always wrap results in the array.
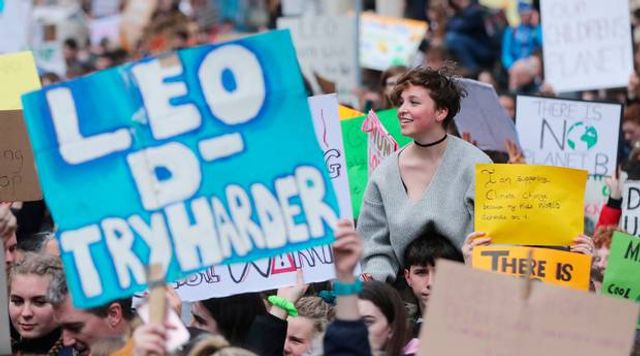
[{"xmin": 435, "ymin": 107, "xmax": 449, "ymax": 123}]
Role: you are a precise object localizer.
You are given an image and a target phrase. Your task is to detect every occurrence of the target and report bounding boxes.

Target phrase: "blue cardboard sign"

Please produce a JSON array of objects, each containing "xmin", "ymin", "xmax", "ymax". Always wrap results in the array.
[{"xmin": 21, "ymin": 30, "xmax": 339, "ymax": 308}]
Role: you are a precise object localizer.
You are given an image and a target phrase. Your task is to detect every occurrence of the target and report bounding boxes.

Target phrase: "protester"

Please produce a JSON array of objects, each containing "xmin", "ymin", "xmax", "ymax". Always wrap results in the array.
[
  {"xmin": 9, "ymin": 253, "xmax": 73, "ymax": 355},
  {"xmin": 358, "ymin": 66, "xmax": 491, "ymax": 283},
  {"xmin": 323, "ymin": 219, "xmax": 371, "ymax": 355},
  {"xmin": 402, "ymin": 224, "xmax": 464, "ymax": 336},
  {"xmin": 444, "ymin": 0, "xmax": 496, "ymax": 72},
  {"xmin": 501, "ymin": 1, "xmax": 542, "ymax": 86},
  {"xmin": 46, "ymin": 263, "xmax": 134, "ymax": 356},
  {"xmin": 378, "ymin": 65, "xmax": 409, "ymax": 110},
  {"xmin": 283, "ymin": 296, "xmax": 334, "ymax": 355},
  {"xmin": 1, "ymin": 203, "xmax": 17, "ymax": 274},
  {"xmin": 191, "ymin": 293, "xmax": 267, "ymax": 347}
]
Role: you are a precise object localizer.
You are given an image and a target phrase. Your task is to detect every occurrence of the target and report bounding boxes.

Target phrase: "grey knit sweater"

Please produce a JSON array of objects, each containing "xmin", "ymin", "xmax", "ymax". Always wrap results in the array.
[{"xmin": 357, "ymin": 135, "xmax": 492, "ymax": 282}]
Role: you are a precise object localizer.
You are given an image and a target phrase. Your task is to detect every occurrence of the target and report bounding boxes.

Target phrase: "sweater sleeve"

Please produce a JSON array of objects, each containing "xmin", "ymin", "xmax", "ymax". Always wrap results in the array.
[
  {"xmin": 323, "ymin": 320, "xmax": 372, "ymax": 356},
  {"xmin": 501, "ymin": 27, "xmax": 515, "ymax": 70},
  {"xmin": 358, "ymin": 179, "xmax": 399, "ymax": 282}
]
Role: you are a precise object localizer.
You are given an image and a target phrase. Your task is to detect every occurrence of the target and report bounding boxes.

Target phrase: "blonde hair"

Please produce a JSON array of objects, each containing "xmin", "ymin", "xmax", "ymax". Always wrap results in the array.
[{"xmin": 187, "ymin": 334, "xmax": 257, "ymax": 356}]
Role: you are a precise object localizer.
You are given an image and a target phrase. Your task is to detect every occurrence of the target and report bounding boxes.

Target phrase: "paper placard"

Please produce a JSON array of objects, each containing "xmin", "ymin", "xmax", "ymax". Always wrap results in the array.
[
  {"xmin": 359, "ymin": 13, "xmax": 427, "ymax": 71},
  {"xmin": 621, "ymin": 180, "xmax": 640, "ymax": 236},
  {"xmin": 475, "ymin": 164, "xmax": 587, "ymax": 246},
  {"xmin": 515, "ymin": 96, "xmax": 621, "ymax": 176},
  {"xmin": 602, "ymin": 232, "xmax": 640, "ymax": 305},
  {"xmin": 541, "ymin": 0, "xmax": 634, "ymax": 92},
  {"xmin": 584, "ymin": 175, "xmax": 609, "ymax": 236},
  {"xmin": 362, "ymin": 110, "xmax": 398, "ymax": 176},
  {"xmin": 277, "ymin": 15, "xmax": 356, "ymax": 100},
  {"xmin": 22, "ymin": 30, "xmax": 340, "ymax": 308},
  {"xmin": 0, "ymin": 52, "xmax": 43, "ymax": 201},
  {"xmin": 472, "ymin": 245, "xmax": 591, "ymax": 290},
  {"xmin": 453, "ymin": 78, "xmax": 520, "ymax": 152},
  {"xmin": 308, "ymin": 94, "xmax": 352, "ymax": 220},
  {"xmin": 419, "ymin": 260, "xmax": 640, "ymax": 356},
  {"xmin": 0, "ymin": 0, "xmax": 32, "ymax": 53}
]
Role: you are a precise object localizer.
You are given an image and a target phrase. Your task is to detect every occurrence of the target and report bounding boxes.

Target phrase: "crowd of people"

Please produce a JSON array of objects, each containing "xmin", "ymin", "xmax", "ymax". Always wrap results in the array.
[{"xmin": 4, "ymin": 0, "xmax": 640, "ymax": 355}]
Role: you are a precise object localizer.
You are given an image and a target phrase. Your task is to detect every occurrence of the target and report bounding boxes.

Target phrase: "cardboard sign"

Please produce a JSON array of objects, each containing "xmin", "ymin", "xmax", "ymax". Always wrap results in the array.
[
  {"xmin": 359, "ymin": 13, "xmax": 427, "ymax": 71},
  {"xmin": 621, "ymin": 180, "xmax": 640, "ymax": 236},
  {"xmin": 362, "ymin": 110, "xmax": 399, "ymax": 176},
  {"xmin": 342, "ymin": 108, "xmax": 410, "ymax": 217},
  {"xmin": 0, "ymin": 0, "xmax": 31, "ymax": 53},
  {"xmin": 453, "ymin": 78, "xmax": 520, "ymax": 152},
  {"xmin": 541, "ymin": 0, "xmax": 633, "ymax": 92},
  {"xmin": 419, "ymin": 260, "xmax": 640, "ymax": 356},
  {"xmin": 21, "ymin": 30, "xmax": 340, "ymax": 308},
  {"xmin": 0, "ymin": 52, "xmax": 42, "ymax": 202},
  {"xmin": 584, "ymin": 175, "xmax": 610, "ymax": 236},
  {"xmin": 475, "ymin": 164, "xmax": 587, "ymax": 246},
  {"xmin": 602, "ymin": 232, "xmax": 640, "ymax": 302},
  {"xmin": 472, "ymin": 246, "xmax": 591, "ymax": 290},
  {"xmin": 308, "ymin": 94, "xmax": 352, "ymax": 220},
  {"xmin": 0, "ymin": 250, "xmax": 10, "ymax": 355},
  {"xmin": 277, "ymin": 15, "xmax": 357, "ymax": 101},
  {"xmin": 516, "ymin": 96, "xmax": 621, "ymax": 176}
]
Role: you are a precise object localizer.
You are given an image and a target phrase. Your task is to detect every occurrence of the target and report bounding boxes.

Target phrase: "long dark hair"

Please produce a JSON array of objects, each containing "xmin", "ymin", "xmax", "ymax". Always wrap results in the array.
[
  {"xmin": 359, "ymin": 281, "xmax": 410, "ymax": 356},
  {"xmin": 198, "ymin": 292, "xmax": 267, "ymax": 346}
]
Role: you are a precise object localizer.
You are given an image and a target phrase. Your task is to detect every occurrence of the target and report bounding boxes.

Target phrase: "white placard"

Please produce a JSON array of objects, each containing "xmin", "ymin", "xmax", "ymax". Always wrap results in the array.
[
  {"xmin": 308, "ymin": 94, "xmax": 353, "ymax": 220},
  {"xmin": 584, "ymin": 175, "xmax": 610, "ymax": 236},
  {"xmin": 277, "ymin": 15, "xmax": 356, "ymax": 100},
  {"xmin": 541, "ymin": 0, "xmax": 634, "ymax": 92},
  {"xmin": 516, "ymin": 96, "xmax": 621, "ymax": 176},
  {"xmin": 0, "ymin": 0, "xmax": 32, "ymax": 53},
  {"xmin": 620, "ymin": 180, "xmax": 640, "ymax": 236},
  {"xmin": 454, "ymin": 78, "xmax": 520, "ymax": 152}
]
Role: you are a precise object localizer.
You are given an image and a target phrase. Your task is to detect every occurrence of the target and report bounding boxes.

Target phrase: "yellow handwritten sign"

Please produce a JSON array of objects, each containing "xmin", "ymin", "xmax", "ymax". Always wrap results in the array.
[
  {"xmin": 0, "ymin": 51, "xmax": 41, "ymax": 110},
  {"xmin": 338, "ymin": 105, "xmax": 363, "ymax": 121},
  {"xmin": 475, "ymin": 164, "xmax": 587, "ymax": 245},
  {"xmin": 472, "ymin": 245, "xmax": 591, "ymax": 290}
]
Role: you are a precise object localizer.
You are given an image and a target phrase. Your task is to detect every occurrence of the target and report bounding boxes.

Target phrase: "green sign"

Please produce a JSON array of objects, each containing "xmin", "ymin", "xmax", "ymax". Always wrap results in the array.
[
  {"xmin": 602, "ymin": 231, "xmax": 640, "ymax": 327},
  {"xmin": 341, "ymin": 108, "xmax": 411, "ymax": 218}
]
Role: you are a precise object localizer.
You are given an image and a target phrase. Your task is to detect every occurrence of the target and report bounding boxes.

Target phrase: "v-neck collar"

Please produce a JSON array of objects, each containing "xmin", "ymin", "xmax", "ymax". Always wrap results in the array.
[{"xmin": 395, "ymin": 136, "xmax": 453, "ymax": 204}]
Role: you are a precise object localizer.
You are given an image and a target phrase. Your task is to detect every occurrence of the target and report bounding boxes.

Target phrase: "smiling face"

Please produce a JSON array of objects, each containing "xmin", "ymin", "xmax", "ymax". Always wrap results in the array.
[
  {"xmin": 54, "ymin": 296, "xmax": 115, "ymax": 356},
  {"xmin": 396, "ymin": 84, "xmax": 448, "ymax": 140},
  {"xmin": 9, "ymin": 274, "xmax": 59, "ymax": 339}
]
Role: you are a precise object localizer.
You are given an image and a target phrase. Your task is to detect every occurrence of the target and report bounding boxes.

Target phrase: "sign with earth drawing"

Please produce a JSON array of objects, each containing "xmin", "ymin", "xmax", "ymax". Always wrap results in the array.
[{"xmin": 515, "ymin": 96, "xmax": 621, "ymax": 176}]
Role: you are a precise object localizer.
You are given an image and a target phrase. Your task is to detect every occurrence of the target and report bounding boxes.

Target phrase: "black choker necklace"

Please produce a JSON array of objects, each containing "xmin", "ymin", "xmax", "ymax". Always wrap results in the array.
[{"xmin": 414, "ymin": 134, "xmax": 447, "ymax": 147}]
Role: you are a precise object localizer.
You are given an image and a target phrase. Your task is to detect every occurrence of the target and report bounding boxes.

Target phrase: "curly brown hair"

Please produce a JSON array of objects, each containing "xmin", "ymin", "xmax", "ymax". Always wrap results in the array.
[{"xmin": 390, "ymin": 65, "xmax": 466, "ymax": 129}]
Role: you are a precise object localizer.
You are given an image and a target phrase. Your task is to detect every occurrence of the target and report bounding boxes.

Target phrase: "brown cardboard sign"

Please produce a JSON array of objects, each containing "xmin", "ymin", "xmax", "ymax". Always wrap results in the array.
[
  {"xmin": 419, "ymin": 260, "xmax": 639, "ymax": 356},
  {"xmin": 0, "ymin": 110, "xmax": 42, "ymax": 201}
]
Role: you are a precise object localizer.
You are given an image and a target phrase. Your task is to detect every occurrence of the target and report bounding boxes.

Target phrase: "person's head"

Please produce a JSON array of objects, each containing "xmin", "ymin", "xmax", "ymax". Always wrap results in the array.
[
  {"xmin": 284, "ymin": 296, "xmax": 334, "ymax": 356},
  {"xmin": 15, "ymin": 231, "xmax": 58, "ymax": 261},
  {"xmin": 623, "ymin": 104, "xmax": 640, "ymax": 145},
  {"xmin": 3, "ymin": 230, "xmax": 17, "ymax": 274},
  {"xmin": 391, "ymin": 66, "xmax": 466, "ymax": 139},
  {"xmin": 379, "ymin": 65, "xmax": 408, "ymax": 109},
  {"xmin": 593, "ymin": 225, "xmax": 616, "ymax": 275},
  {"xmin": 63, "ymin": 38, "xmax": 79, "ymax": 61},
  {"xmin": 448, "ymin": 0, "xmax": 471, "ymax": 11},
  {"xmin": 498, "ymin": 93, "xmax": 516, "ymax": 121},
  {"xmin": 188, "ymin": 334, "xmax": 257, "ymax": 356},
  {"xmin": 47, "ymin": 265, "xmax": 133, "ymax": 356},
  {"xmin": 518, "ymin": 1, "xmax": 536, "ymax": 24},
  {"xmin": 423, "ymin": 45, "xmax": 449, "ymax": 71},
  {"xmin": 358, "ymin": 281, "xmax": 410, "ymax": 356},
  {"xmin": 403, "ymin": 225, "xmax": 464, "ymax": 311},
  {"xmin": 193, "ymin": 293, "xmax": 267, "ymax": 345},
  {"xmin": 9, "ymin": 253, "xmax": 62, "ymax": 339}
]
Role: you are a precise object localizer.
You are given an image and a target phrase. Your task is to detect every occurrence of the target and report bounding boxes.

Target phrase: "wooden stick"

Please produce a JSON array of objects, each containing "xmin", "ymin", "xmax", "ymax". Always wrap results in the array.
[
  {"xmin": 147, "ymin": 263, "xmax": 165, "ymax": 356},
  {"xmin": 522, "ymin": 248, "xmax": 534, "ymax": 301}
]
